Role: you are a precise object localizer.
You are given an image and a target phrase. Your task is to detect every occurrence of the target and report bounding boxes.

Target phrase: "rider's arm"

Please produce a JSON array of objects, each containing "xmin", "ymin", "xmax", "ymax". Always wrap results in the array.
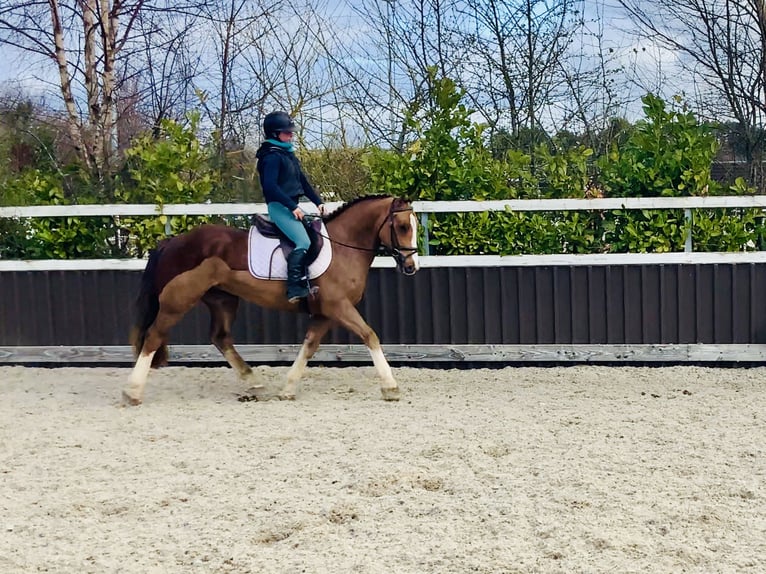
[{"xmin": 299, "ymin": 171, "xmax": 323, "ymax": 208}]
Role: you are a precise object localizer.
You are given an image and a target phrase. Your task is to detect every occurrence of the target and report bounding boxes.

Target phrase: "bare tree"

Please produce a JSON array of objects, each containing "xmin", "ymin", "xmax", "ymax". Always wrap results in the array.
[
  {"xmin": 372, "ymin": 0, "xmax": 468, "ymax": 147},
  {"xmin": 296, "ymin": 0, "xmax": 469, "ymax": 149},
  {"xmin": 554, "ymin": 0, "xmax": 632, "ymax": 152},
  {"xmin": 618, "ymin": 0, "xmax": 766, "ymax": 189},
  {"xmin": 0, "ymin": 0, "xmax": 155, "ymax": 178},
  {"xmin": 294, "ymin": 0, "xmax": 400, "ymax": 146},
  {"xmin": 126, "ymin": 7, "xmax": 203, "ymax": 134},
  {"xmin": 457, "ymin": 0, "xmax": 584, "ymax": 149},
  {"xmin": 193, "ymin": 0, "xmax": 282, "ymax": 153}
]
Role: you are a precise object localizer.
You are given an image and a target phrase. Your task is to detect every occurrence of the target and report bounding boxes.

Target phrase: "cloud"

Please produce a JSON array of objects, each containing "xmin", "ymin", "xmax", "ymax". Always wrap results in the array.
[{"xmin": 0, "ymin": 48, "xmax": 53, "ymax": 99}]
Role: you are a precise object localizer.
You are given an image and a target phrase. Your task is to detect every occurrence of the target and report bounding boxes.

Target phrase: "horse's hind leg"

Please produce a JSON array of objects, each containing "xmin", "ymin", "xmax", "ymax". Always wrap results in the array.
[
  {"xmin": 202, "ymin": 289, "xmax": 265, "ymax": 397},
  {"xmin": 123, "ymin": 302, "xmax": 188, "ymax": 405},
  {"xmin": 280, "ymin": 315, "xmax": 333, "ymax": 400},
  {"xmin": 123, "ymin": 257, "xmax": 227, "ymax": 405}
]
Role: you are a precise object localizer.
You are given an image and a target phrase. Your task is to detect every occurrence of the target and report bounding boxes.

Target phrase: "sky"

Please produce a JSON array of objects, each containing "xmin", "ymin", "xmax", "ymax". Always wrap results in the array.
[
  {"xmin": 0, "ymin": 0, "xmax": 683, "ymax": 126},
  {"xmin": 0, "ymin": 49, "xmax": 52, "ymax": 98},
  {"xmin": 582, "ymin": 0, "xmax": 685, "ymax": 116}
]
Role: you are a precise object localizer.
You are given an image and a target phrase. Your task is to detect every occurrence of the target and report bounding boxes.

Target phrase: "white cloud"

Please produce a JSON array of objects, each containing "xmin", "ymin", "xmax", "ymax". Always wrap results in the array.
[{"xmin": 0, "ymin": 48, "xmax": 55, "ymax": 99}]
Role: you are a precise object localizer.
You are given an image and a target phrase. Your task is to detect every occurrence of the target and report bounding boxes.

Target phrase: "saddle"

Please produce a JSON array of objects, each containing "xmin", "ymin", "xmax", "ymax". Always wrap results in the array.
[
  {"xmin": 250, "ymin": 214, "xmax": 324, "ymax": 265},
  {"xmin": 247, "ymin": 215, "xmax": 332, "ymax": 288}
]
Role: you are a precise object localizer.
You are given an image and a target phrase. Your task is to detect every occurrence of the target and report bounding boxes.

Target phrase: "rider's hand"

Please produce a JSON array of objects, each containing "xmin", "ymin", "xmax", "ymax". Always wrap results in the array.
[{"xmin": 292, "ymin": 207, "xmax": 304, "ymax": 220}]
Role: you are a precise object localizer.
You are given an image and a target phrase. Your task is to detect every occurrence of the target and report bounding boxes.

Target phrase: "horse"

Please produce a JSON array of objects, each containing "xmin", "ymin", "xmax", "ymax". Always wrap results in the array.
[{"xmin": 122, "ymin": 194, "xmax": 420, "ymax": 405}]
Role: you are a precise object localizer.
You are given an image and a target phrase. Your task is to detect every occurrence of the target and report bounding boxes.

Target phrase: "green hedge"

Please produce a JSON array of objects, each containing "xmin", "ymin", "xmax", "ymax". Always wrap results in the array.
[{"xmin": 0, "ymin": 87, "xmax": 762, "ymax": 259}]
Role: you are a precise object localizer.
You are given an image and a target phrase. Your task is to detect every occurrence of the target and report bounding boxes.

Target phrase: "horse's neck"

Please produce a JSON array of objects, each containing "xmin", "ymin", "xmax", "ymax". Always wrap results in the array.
[{"xmin": 327, "ymin": 198, "xmax": 391, "ymax": 250}]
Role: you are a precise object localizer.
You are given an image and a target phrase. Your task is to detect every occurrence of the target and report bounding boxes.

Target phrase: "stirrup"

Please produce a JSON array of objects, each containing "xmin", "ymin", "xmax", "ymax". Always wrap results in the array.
[{"xmin": 287, "ymin": 282, "xmax": 310, "ymax": 303}]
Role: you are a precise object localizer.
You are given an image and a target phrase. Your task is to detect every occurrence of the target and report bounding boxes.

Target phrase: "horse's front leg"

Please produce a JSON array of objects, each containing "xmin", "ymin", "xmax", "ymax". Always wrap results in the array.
[
  {"xmin": 281, "ymin": 316, "xmax": 333, "ymax": 400},
  {"xmin": 333, "ymin": 301, "xmax": 400, "ymax": 401}
]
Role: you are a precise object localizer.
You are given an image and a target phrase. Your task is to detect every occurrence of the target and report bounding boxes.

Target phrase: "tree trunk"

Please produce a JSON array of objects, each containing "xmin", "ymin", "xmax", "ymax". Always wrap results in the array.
[
  {"xmin": 101, "ymin": 0, "xmax": 120, "ymax": 174},
  {"xmin": 81, "ymin": 0, "xmax": 102, "ymax": 176},
  {"xmin": 49, "ymin": 0, "xmax": 93, "ymax": 172}
]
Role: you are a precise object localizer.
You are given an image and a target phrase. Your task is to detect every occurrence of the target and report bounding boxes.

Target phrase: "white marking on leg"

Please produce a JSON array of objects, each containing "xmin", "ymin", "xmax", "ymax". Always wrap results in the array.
[
  {"xmin": 123, "ymin": 351, "xmax": 155, "ymax": 405},
  {"xmin": 281, "ymin": 343, "xmax": 309, "ymax": 400},
  {"xmin": 370, "ymin": 347, "xmax": 399, "ymax": 400}
]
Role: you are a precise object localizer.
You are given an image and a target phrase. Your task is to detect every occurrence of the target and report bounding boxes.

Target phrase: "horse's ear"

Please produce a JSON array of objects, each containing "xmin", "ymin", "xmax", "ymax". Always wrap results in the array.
[{"xmin": 392, "ymin": 196, "xmax": 411, "ymax": 210}]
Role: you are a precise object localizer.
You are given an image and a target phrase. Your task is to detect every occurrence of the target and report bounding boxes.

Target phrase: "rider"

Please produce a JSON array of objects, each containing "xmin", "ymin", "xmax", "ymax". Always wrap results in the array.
[{"xmin": 256, "ymin": 111, "xmax": 325, "ymax": 303}]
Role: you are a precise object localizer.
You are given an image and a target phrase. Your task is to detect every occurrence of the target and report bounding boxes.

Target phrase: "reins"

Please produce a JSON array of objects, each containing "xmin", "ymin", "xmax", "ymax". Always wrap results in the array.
[
  {"xmin": 304, "ymin": 214, "xmax": 377, "ymax": 253},
  {"xmin": 305, "ymin": 202, "xmax": 417, "ymax": 258}
]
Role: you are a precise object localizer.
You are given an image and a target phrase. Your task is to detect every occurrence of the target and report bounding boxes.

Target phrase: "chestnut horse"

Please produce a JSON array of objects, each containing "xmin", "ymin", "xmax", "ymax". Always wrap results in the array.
[{"xmin": 123, "ymin": 195, "xmax": 419, "ymax": 405}]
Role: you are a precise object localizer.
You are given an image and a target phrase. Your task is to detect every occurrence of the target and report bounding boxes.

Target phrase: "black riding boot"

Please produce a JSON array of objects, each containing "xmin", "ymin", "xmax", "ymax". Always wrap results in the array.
[{"xmin": 286, "ymin": 248, "xmax": 310, "ymax": 303}]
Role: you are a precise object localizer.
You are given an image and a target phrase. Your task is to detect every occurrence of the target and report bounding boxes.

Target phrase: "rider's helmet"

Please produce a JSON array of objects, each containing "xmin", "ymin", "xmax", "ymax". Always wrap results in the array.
[{"xmin": 263, "ymin": 111, "xmax": 296, "ymax": 139}]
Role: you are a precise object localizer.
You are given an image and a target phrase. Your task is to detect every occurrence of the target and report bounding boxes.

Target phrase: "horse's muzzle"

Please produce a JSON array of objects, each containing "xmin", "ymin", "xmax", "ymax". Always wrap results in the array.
[
  {"xmin": 392, "ymin": 246, "xmax": 419, "ymax": 276},
  {"xmin": 396, "ymin": 252, "xmax": 419, "ymax": 276}
]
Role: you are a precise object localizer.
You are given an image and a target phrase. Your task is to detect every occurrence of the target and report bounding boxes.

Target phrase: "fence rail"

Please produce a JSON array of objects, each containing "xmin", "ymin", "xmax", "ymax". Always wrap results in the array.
[
  {"xmin": 3, "ymin": 195, "xmax": 766, "ymax": 219},
  {"xmin": 2, "ymin": 196, "xmax": 766, "ymax": 270}
]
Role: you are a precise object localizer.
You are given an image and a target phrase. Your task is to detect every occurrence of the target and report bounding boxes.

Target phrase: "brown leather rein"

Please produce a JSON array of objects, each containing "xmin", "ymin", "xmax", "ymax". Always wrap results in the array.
[{"xmin": 308, "ymin": 202, "xmax": 418, "ymax": 266}]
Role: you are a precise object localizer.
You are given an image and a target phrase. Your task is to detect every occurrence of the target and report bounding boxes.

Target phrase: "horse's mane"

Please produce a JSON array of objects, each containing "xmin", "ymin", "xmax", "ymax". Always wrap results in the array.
[{"xmin": 322, "ymin": 194, "xmax": 394, "ymax": 223}]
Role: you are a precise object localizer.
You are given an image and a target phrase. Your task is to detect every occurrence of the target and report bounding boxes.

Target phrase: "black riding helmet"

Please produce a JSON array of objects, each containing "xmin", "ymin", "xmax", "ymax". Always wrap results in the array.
[{"xmin": 263, "ymin": 111, "xmax": 296, "ymax": 139}]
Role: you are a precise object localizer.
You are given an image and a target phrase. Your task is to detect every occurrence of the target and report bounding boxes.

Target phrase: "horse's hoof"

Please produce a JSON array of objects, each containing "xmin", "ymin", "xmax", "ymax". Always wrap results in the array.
[
  {"xmin": 381, "ymin": 387, "xmax": 401, "ymax": 402},
  {"xmin": 121, "ymin": 390, "xmax": 142, "ymax": 406},
  {"xmin": 278, "ymin": 392, "xmax": 296, "ymax": 401}
]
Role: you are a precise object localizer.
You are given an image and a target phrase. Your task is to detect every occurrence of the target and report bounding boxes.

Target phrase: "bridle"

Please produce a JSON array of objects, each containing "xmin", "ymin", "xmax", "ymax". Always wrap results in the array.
[
  {"xmin": 375, "ymin": 204, "xmax": 418, "ymax": 271},
  {"xmin": 308, "ymin": 200, "xmax": 418, "ymax": 269}
]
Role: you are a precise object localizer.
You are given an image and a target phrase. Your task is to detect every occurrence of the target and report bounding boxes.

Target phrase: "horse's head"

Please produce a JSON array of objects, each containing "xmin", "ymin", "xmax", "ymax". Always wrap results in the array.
[{"xmin": 379, "ymin": 197, "xmax": 420, "ymax": 276}]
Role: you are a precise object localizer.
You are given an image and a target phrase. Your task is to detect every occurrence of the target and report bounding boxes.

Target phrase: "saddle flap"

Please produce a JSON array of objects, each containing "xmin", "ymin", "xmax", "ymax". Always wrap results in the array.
[
  {"xmin": 251, "ymin": 214, "xmax": 282, "ymax": 238},
  {"xmin": 247, "ymin": 218, "xmax": 332, "ymax": 281}
]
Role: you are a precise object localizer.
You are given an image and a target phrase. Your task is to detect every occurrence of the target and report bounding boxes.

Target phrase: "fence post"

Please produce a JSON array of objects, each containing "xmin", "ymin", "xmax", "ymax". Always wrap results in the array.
[
  {"xmin": 684, "ymin": 208, "xmax": 693, "ymax": 252},
  {"xmin": 420, "ymin": 212, "xmax": 430, "ymax": 255}
]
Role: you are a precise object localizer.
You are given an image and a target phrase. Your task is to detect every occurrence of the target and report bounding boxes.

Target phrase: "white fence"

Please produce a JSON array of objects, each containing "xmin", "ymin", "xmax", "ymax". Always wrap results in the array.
[
  {"xmin": 3, "ymin": 196, "xmax": 766, "ymax": 363},
  {"xmin": 2, "ymin": 196, "xmax": 766, "ymax": 271}
]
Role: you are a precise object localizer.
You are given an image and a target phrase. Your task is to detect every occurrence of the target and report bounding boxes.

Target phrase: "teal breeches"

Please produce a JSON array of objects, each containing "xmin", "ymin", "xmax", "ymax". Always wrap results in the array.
[{"xmin": 267, "ymin": 202, "xmax": 311, "ymax": 251}]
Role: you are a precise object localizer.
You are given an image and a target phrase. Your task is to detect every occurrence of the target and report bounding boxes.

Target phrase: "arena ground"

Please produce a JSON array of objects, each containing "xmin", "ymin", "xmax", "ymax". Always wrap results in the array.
[{"xmin": 1, "ymin": 364, "xmax": 765, "ymax": 573}]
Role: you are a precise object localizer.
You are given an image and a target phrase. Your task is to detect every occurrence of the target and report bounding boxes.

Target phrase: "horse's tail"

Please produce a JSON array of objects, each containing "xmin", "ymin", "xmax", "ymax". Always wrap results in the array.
[{"xmin": 129, "ymin": 245, "xmax": 168, "ymax": 368}]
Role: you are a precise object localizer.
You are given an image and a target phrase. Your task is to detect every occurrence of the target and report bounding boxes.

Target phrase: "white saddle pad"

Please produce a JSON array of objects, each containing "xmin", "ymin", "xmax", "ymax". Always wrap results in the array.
[{"xmin": 247, "ymin": 222, "xmax": 332, "ymax": 280}]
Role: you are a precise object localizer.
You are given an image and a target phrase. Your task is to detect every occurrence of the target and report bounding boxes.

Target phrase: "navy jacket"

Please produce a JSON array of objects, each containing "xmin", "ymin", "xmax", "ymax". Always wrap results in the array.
[{"xmin": 256, "ymin": 143, "xmax": 322, "ymax": 210}]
